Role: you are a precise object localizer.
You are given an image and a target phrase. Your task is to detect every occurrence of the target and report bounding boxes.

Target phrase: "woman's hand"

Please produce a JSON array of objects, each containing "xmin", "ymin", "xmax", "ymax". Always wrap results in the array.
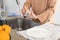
[
  {"xmin": 27, "ymin": 11, "xmax": 38, "ymax": 19},
  {"xmin": 22, "ymin": 7, "xmax": 26, "ymax": 16}
]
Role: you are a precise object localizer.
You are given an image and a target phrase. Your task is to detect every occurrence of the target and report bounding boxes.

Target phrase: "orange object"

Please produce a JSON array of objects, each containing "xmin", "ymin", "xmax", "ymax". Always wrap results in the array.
[
  {"xmin": 0, "ymin": 26, "xmax": 2, "ymax": 31},
  {"xmin": 0, "ymin": 24, "xmax": 11, "ymax": 40},
  {"xmin": 2, "ymin": 24, "xmax": 11, "ymax": 34}
]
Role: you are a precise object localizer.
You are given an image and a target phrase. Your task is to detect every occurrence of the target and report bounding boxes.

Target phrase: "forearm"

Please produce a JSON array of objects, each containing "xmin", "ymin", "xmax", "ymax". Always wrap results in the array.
[
  {"xmin": 36, "ymin": 0, "xmax": 57, "ymax": 23},
  {"xmin": 37, "ymin": 9, "xmax": 55, "ymax": 22}
]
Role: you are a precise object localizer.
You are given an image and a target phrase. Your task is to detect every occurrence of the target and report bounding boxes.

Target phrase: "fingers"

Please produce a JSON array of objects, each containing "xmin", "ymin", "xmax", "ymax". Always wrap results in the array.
[
  {"xmin": 22, "ymin": 7, "xmax": 26, "ymax": 16},
  {"xmin": 26, "ymin": 11, "xmax": 37, "ymax": 19},
  {"xmin": 31, "ymin": 11, "xmax": 37, "ymax": 19},
  {"xmin": 27, "ymin": 14, "xmax": 35, "ymax": 19}
]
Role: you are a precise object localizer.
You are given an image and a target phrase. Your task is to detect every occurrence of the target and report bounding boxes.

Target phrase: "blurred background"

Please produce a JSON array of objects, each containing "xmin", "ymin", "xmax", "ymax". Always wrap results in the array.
[
  {"xmin": 0, "ymin": 0, "xmax": 60, "ymax": 40},
  {"xmin": 54, "ymin": 0, "xmax": 60, "ymax": 25}
]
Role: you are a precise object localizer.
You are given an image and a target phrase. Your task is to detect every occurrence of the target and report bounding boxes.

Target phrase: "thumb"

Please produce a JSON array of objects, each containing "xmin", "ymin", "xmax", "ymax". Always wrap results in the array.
[
  {"xmin": 32, "ymin": 11, "xmax": 37, "ymax": 19},
  {"xmin": 22, "ymin": 8, "xmax": 26, "ymax": 15}
]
